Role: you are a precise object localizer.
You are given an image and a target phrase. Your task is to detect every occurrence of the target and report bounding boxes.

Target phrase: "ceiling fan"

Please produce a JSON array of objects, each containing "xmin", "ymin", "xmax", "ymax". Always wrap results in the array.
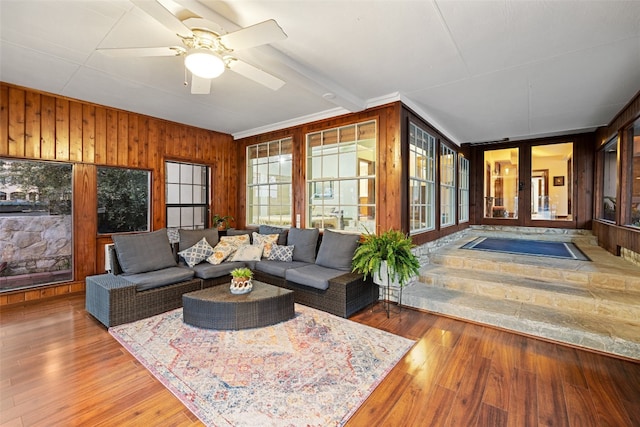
[{"xmin": 98, "ymin": 0, "xmax": 287, "ymax": 94}]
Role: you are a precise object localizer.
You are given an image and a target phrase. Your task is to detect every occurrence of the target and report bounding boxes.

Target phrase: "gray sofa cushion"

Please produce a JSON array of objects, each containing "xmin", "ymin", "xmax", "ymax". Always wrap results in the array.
[
  {"xmin": 112, "ymin": 229, "xmax": 177, "ymax": 275},
  {"xmin": 191, "ymin": 260, "xmax": 246, "ymax": 279},
  {"xmin": 179, "ymin": 228, "xmax": 219, "ymax": 251},
  {"xmin": 287, "ymin": 227, "xmax": 319, "ymax": 263},
  {"xmin": 123, "ymin": 266, "xmax": 195, "ymax": 291},
  {"xmin": 315, "ymin": 229, "xmax": 360, "ymax": 271},
  {"xmin": 255, "ymin": 260, "xmax": 310, "ymax": 278},
  {"xmin": 285, "ymin": 264, "xmax": 346, "ymax": 290},
  {"xmin": 259, "ymin": 225, "xmax": 288, "ymax": 245}
]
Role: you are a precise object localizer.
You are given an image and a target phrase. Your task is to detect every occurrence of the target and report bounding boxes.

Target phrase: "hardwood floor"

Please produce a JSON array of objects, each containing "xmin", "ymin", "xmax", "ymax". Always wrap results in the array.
[{"xmin": 1, "ymin": 295, "xmax": 638, "ymax": 426}]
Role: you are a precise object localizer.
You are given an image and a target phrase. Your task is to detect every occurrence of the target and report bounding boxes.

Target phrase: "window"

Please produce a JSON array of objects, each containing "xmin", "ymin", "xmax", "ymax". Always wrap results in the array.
[
  {"xmin": 440, "ymin": 144, "xmax": 456, "ymax": 227},
  {"xmin": 98, "ymin": 166, "xmax": 150, "ymax": 233},
  {"xmin": 627, "ymin": 119, "xmax": 640, "ymax": 228},
  {"xmin": 166, "ymin": 161, "xmax": 209, "ymax": 230},
  {"xmin": 247, "ymin": 138, "xmax": 293, "ymax": 226},
  {"xmin": 0, "ymin": 159, "xmax": 73, "ymax": 291},
  {"xmin": 408, "ymin": 123, "xmax": 436, "ymax": 234},
  {"xmin": 459, "ymin": 155, "xmax": 469, "ymax": 223},
  {"xmin": 306, "ymin": 121, "xmax": 376, "ymax": 232},
  {"xmin": 601, "ymin": 137, "xmax": 618, "ymax": 222}
]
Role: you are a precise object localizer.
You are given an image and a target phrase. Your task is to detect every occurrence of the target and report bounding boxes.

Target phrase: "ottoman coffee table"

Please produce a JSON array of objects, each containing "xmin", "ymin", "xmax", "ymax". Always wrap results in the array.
[{"xmin": 182, "ymin": 280, "xmax": 295, "ymax": 330}]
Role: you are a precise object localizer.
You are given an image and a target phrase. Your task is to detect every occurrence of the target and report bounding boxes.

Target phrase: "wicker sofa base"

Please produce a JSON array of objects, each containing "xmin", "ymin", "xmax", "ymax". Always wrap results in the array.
[
  {"xmin": 85, "ymin": 274, "xmax": 203, "ymax": 327},
  {"xmin": 252, "ymin": 270, "xmax": 378, "ymax": 318}
]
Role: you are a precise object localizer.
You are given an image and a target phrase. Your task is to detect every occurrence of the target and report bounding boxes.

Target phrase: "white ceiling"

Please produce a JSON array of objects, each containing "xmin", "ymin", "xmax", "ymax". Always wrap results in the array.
[{"xmin": 1, "ymin": 0, "xmax": 639, "ymax": 144}]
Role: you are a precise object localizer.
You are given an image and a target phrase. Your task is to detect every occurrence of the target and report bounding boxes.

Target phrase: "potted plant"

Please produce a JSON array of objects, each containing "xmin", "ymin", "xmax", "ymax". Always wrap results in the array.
[
  {"xmin": 212, "ymin": 214, "xmax": 234, "ymax": 231},
  {"xmin": 351, "ymin": 228, "xmax": 420, "ymax": 316},
  {"xmin": 230, "ymin": 267, "xmax": 253, "ymax": 294}
]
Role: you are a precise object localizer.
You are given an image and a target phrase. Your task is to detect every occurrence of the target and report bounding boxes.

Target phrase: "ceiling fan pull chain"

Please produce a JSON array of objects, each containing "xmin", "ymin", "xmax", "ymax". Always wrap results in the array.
[{"xmin": 184, "ymin": 66, "xmax": 188, "ymax": 87}]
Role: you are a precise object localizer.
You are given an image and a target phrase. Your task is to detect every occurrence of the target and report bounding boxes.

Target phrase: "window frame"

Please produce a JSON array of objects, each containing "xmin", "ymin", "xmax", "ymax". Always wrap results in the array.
[
  {"xmin": 599, "ymin": 137, "xmax": 618, "ymax": 223},
  {"xmin": 98, "ymin": 165, "xmax": 151, "ymax": 234},
  {"xmin": 440, "ymin": 143, "xmax": 457, "ymax": 227},
  {"xmin": 305, "ymin": 120, "xmax": 376, "ymax": 233},
  {"xmin": 246, "ymin": 137, "xmax": 293, "ymax": 227},
  {"xmin": 165, "ymin": 161, "xmax": 210, "ymax": 230},
  {"xmin": 459, "ymin": 154, "xmax": 470, "ymax": 223},
  {"xmin": 408, "ymin": 122, "xmax": 436, "ymax": 235}
]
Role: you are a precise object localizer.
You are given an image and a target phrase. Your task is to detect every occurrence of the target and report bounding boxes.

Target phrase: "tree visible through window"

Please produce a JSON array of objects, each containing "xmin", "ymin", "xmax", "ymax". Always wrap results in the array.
[
  {"xmin": 97, "ymin": 167, "xmax": 150, "ymax": 233},
  {"xmin": 0, "ymin": 159, "xmax": 73, "ymax": 291}
]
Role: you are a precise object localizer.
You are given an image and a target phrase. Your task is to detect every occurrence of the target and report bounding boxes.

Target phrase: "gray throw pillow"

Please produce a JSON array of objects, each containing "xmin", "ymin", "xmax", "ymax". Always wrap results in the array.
[
  {"xmin": 179, "ymin": 228, "xmax": 219, "ymax": 250},
  {"xmin": 259, "ymin": 225, "xmax": 289, "ymax": 245},
  {"xmin": 112, "ymin": 228, "xmax": 177, "ymax": 275},
  {"xmin": 315, "ymin": 229, "xmax": 360, "ymax": 271},
  {"xmin": 287, "ymin": 227, "xmax": 319, "ymax": 263}
]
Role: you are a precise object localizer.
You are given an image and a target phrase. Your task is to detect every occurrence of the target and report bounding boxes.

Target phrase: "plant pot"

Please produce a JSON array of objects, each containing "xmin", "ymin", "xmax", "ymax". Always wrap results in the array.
[{"xmin": 230, "ymin": 277, "xmax": 253, "ymax": 294}]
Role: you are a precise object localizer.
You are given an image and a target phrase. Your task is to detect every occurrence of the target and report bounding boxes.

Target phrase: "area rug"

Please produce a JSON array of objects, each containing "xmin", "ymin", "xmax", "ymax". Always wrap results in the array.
[
  {"xmin": 461, "ymin": 237, "xmax": 590, "ymax": 261},
  {"xmin": 109, "ymin": 304, "xmax": 414, "ymax": 426}
]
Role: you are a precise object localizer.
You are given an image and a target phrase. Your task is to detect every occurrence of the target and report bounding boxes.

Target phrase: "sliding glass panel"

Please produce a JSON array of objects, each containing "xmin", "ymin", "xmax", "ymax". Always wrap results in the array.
[
  {"xmin": 531, "ymin": 142, "xmax": 573, "ymax": 221},
  {"xmin": 483, "ymin": 148, "xmax": 519, "ymax": 219}
]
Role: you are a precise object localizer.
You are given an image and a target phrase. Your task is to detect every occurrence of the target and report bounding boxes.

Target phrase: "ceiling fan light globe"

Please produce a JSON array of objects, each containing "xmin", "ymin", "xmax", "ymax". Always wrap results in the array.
[{"xmin": 184, "ymin": 49, "xmax": 225, "ymax": 79}]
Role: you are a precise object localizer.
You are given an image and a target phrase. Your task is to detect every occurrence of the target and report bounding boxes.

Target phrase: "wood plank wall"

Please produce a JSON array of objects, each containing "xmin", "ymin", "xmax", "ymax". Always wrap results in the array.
[
  {"xmin": 0, "ymin": 83, "xmax": 235, "ymax": 305},
  {"xmin": 235, "ymin": 102, "xmax": 406, "ymax": 233},
  {"xmin": 236, "ymin": 102, "xmax": 471, "ymax": 244},
  {"xmin": 592, "ymin": 90, "xmax": 640, "ymax": 255}
]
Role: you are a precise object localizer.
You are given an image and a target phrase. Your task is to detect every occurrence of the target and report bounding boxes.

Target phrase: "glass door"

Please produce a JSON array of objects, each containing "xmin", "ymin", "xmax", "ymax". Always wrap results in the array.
[
  {"xmin": 531, "ymin": 143, "xmax": 573, "ymax": 222},
  {"xmin": 483, "ymin": 148, "xmax": 519, "ymax": 219}
]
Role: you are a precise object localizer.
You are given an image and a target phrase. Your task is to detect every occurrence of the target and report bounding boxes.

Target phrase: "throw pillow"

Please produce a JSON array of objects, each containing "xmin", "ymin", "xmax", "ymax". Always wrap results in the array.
[
  {"xmin": 252, "ymin": 232, "xmax": 279, "ymax": 258},
  {"xmin": 221, "ymin": 234, "xmax": 251, "ymax": 247},
  {"xmin": 258, "ymin": 225, "xmax": 288, "ymax": 245},
  {"xmin": 267, "ymin": 243, "xmax": 294, "ymax": 262},
  {"xmin": 230, "ymin": 244, "xmax": 264, "ymax": 262},
  {"xmin": 315, "ymin": 229, "xmax": 360, "ymax": 271},
  {"xmin": 206, "ymin": 241, "xmax": 236, "ymax": 265},
  {"xmin": 178, "ymin": 237, "xmax": 215, "ymax": 268},
  {"xmin": 166, "ymin": 228, "xmax": 180, "ymax": 244},
  {"xmin": 287, "ymin": 227, "xmax": 319, "ymax": 263},
  {"xmin": 112, "ymin": 228, "xmax": 177, "ymax": 275}
]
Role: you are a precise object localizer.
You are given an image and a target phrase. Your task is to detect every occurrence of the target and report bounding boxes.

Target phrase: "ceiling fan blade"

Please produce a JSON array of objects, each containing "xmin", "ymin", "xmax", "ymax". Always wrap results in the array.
[
  {"xmin": 220, "ymin": 20, "xmax": 287, "ymax": 51},
  {"xmin": 131, "ymin": 0, "xmax": 193, "ymax": 37},
  {"xmin": 190, "ymin": 75, "xmax": 211, "ymax": 94},
  {"xmin": 97, "ymin": 46, "xmax": 184, "ymax": 57},
  {"xmin": 229, "ymin": 59, "xmax": 285, "ymax": 91}
]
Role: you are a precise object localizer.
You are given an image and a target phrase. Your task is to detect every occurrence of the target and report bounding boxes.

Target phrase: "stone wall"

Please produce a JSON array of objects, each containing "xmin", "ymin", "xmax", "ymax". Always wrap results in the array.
[{"xmin": 0, "ymin": 215, "xmax": 72, "ymax": 276}]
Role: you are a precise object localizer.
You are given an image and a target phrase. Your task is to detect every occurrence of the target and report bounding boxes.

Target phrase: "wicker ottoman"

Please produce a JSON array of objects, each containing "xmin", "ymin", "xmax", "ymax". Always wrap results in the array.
[{"xmin": 182, "ymin": 281, "xmax": 295, "ymax": 330}]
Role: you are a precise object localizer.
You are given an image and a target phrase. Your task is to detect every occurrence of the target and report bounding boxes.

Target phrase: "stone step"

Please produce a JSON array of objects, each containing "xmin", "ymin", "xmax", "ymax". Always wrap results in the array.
[
  {"xmin": 468, "ymin": 225, "xmax": 598, "ymax": 244},
  {"xmin": 419, "ymin": 265, "xmax": 640, "ymax": 323},
  {"xmin": 399, "ymin": 284, "xmax": 640, "ymax": 360},
  {"xmin": 429, "ymin": 245, "xmax": 640, "ymax": 293}
]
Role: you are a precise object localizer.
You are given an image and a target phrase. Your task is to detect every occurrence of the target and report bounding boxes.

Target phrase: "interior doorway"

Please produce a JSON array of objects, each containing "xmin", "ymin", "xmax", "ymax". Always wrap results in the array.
[{"xmin": 531, "ymin": 169, "xmax": 549, "ymax": 218}]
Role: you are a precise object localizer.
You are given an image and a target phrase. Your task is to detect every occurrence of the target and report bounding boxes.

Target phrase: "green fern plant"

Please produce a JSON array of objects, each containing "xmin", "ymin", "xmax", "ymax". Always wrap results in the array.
[{"xmin": 351, "ymin": 228, "xmax": 420, "ymax": 287}]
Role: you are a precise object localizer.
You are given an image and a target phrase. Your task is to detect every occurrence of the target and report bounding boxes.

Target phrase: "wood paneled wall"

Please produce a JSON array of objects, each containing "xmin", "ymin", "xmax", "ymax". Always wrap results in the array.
[
  {"xmin": 0, "ymin": 83, "xmax": 235, "ymax": 304},
  {"xmin": 236, "ymin": 102, "xmax": 406, "ymax": 233}
]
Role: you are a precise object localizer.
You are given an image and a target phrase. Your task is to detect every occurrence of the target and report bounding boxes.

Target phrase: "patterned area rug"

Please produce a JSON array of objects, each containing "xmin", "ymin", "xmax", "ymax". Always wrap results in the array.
[
  {"xmin": 461, "ymin": 237, "xmax": 590, "ymax": 261},
  {"xmin": 109, "ymin": 304, "xmax": 414, "ymax": 426}
]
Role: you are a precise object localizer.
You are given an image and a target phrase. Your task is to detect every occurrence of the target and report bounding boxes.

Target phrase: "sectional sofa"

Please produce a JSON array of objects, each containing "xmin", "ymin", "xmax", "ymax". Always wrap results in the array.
[{"xmin": 85, "ymin": 226, "xmax": 378, "ymax": 327}]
